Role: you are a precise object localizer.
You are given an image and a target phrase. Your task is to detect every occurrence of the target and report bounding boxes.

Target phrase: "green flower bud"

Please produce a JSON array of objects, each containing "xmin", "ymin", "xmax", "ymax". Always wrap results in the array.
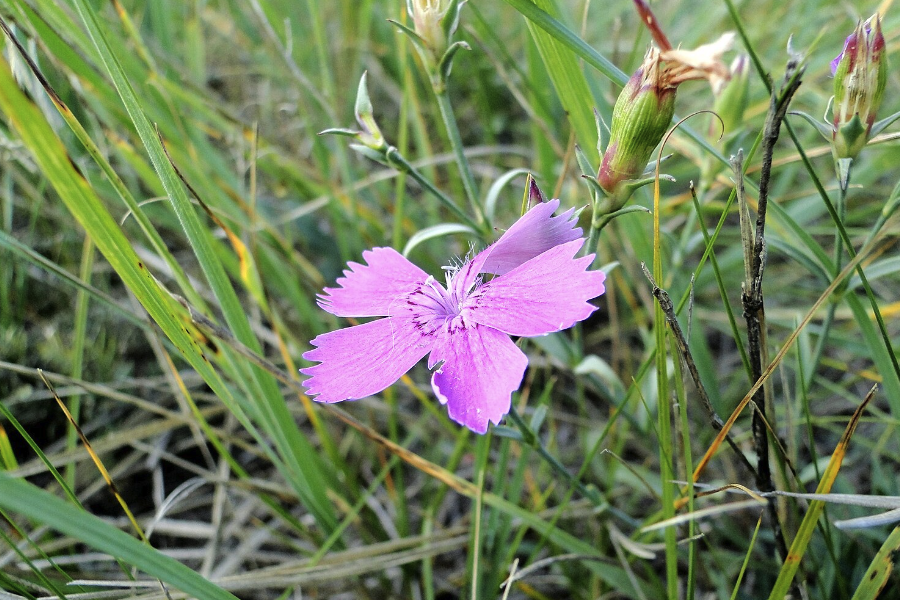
[
  {"xmin": 832, "ymin": 15, "xmax": 887, "ymax": 159},
  {"xmin": 597, "ymin": 31, "xmax": 734, "ymax": 207},
  {"xmin": 407, "ymin": 0, "xmax": 462, "ymax": 62},
  {"xmin": 319, "ymin": 73, "xmax": 388, "ymax": 158},
  {"xmin": 597, "ymin": 48, "xmax": 676, "ymax": 204}
]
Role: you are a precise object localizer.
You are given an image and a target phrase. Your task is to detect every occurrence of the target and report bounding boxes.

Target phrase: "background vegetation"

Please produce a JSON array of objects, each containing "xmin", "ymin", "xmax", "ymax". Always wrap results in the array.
[{"xmin": 0, "ymin": 0, "xmax": 899, "ymax": 598}]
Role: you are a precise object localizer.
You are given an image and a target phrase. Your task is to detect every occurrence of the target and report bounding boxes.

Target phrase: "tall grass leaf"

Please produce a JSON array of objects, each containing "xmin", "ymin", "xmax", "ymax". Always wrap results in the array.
[
  {"xmin": 0, "ymin": 425, "xmax": 17, "ymax": 470},
  {"xmin": 0, "ymin": 51, "xmax": 317, "ymax": 535},
  {"xmin": 66, "ymin": 0, "xmax": 338, "ymax": 532},
  {"xmin": 848, "ymin": 526, "xmax": 900, "ymax": 600},
  {"xmin": 845, "ymin": 295, "xmax": 900, "ymax": 416},
  {"xmin": 0, "ymin": 15, "xmax": 202, "ymax": 308},
  {"xmin": 500, "ymin": 0, "xmax": 627, "ymax": 86},
  {"xmin": 0, "ymin": 473, "xmax": 240, "ymax": 600},
  {"xmin": 517, "ymin": 0, "xmax": 600, "ymax": 164},
  {"xmin": 766, "ymin": 386, "xmax": 876, "ymax": 599}
]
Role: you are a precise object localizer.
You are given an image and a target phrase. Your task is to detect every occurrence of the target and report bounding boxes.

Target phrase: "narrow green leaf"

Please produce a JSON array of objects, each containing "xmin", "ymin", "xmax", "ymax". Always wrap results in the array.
[
  {"xmin": 500, "ymin": 0, "xmax": 627, "ymax": 86},
  {"xmin": 849, "ymin": 526, "xmax": 900, "ymax": 600},
  {"xmin": 767, "ymin": 387, "xmax": 875, "ymax": 599},
  {"xmin": 0, "ymin": 474, "xmax": 239, "ymax": 600},
  {"xmin": 403, "ymin": 223, "xmax": 478, "ymax": 257},
  {"xmin": 521, "ymin": 0, "xmax": 601, "ymax": 164}
]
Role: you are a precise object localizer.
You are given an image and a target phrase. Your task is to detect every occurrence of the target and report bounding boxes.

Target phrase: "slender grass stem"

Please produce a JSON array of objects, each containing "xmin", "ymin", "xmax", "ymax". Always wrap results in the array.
[
  {"xmin": 67, "ymin": 236, "xmax": 94, "ymax": 489},
  {"xmin": 392, "ymin": 25, "xmax": 413, "ymax": 250},
  {"xmin": 807, "ymin": 178, "xmax": 849, "ymax": 386},
  {"xmin": 642, "ymin": 264, "xmax": 758, "ymax": 478},
  {"xmin": 651, "ymin": 173, "xmax": 677, "ymax": 600},
  {"xmin": 432, "ymin": 83, "xmax": 487, "ymax": 228}
]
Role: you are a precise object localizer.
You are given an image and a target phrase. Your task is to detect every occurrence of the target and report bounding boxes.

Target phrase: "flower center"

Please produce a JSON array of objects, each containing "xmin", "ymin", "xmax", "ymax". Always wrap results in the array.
[
  {"xmin": 403, "ymin": 266, "xmax": 483, "ymax": 337},
  {"xmin": 408, "ymin": 275, "xmax": 462, "ymax": 318}
]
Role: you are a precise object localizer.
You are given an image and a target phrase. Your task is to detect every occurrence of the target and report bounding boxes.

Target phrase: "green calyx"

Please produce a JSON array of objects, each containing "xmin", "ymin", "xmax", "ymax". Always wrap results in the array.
[{"xmin": 597, "ymin": 72, "xmax": 676, "ymax": 204}]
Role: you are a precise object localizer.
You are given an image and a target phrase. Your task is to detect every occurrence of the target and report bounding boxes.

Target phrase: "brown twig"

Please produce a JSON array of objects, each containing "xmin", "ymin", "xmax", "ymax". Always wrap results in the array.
[
  {"xmin": 640, "ymin": 265, "xmax": 758, "ymax": 480},
  {"xmin": 741, "ymin": 55, "xmax": 804, "ymax": 561}
]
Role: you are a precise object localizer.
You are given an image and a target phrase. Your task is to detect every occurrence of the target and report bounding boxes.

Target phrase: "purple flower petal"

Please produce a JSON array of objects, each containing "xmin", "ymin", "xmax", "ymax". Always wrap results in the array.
[
  {"xmin": 831, "ymin": 33, "xmax": 853, "ymax": 76},
  {"xmin": 466, "ymin": 239, "xmax": 606, "ymax": 337},
  {"xmin": 428, "ymin": 323, "xmax": 528, "ymax": 433},
  {"xmin": 317, "ymin": 247, "xmax": 428, "ymax": 317},
  {"xmin": 832, "ymin": 21, "xmax": 871, "ymax": 76},
  {"xmin": 447, "ymin": 198, "xmax": 583, "ymax": 298},
  {"xmin": 475, "ymin": 199, "xmax": 583, "ymax": 277},
  {"xmin": 830, "ymin": 49, "xmax": 844, "ymax": 76},
  {"xmin": 301, "ymin": 316, "xmax": 434, "ymax": 403}
]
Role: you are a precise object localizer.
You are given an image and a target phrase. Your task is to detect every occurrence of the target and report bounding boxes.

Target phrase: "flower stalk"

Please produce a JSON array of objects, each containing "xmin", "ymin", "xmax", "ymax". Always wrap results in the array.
[
  {"xmin": 506, "ymin": 406, "xmax": 604, "ymax": 506},
  {"xmin": 392, "ymin": 0, "xmax": 486, "ymax": 229},
  {"xmin": 320, "ymin": 72, "xmax": 488, "ymax": 236},
  {"xmin": 433, "ymin": 84, "xmax": 486, "ymax": 226}
]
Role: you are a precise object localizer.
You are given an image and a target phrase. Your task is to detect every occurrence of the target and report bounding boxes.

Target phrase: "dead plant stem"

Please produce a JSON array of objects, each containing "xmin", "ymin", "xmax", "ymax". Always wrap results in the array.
[{"xmin": 741, "ymin": 57, "xmax": 803, "ymax": 562}]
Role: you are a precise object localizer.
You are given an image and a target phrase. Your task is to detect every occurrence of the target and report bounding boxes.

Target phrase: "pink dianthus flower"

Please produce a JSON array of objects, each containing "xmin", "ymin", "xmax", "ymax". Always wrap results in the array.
[{"xmin": 301, "ymin": 197, "xmax": 606, "ymax": 433}]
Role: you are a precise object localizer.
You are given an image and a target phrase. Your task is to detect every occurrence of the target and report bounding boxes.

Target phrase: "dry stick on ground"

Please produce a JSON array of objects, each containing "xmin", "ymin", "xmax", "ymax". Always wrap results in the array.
[
  {"xmin": 640, "ymin": 265, "xmax": 758, "ymax": 480},
  {"xmin": 741, "ymin": 55, "xmax": 804, "ymax": 562}
]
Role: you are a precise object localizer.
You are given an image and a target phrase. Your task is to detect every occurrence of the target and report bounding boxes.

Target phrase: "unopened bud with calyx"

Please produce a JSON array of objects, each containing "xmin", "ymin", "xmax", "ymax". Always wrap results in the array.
[
  {"xmin": 402, "ymin": 0, "xmax": 465, "ymax": 68},
  {"xmin": 831, "ymin": 14, "xmax": 887, "ymax": 159},
  {"xmin": 597, "ymin": 48, "xmax": 676, "ymax": 207},
  {"xmin": 596, "ymin": 31, "xmax": 733, "ymax": 209},
  {"xmin": 320, "ymin": 73, "xmax": 392, "ymax": 164}
]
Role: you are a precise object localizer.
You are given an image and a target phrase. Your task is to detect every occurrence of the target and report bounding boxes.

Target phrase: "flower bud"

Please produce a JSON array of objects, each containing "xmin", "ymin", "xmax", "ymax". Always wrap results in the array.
[
  {"xmin": 352, "ymin": 73, "xmax": 386, "ymax": 151},
  {"xmin": 596, "ymin": 30, "xmax": 733, "ymax": 206},
  {"xmin": 597, "ymin": 48, "xmax": 677, "ymax": 202},
  {"xmin": 407, "ymin": 0, "xmax": 459, "ymax": 61},
  {"xmin": 831, "ymin": 15, "xmax": 887, "ymax": 159},
  {"xmin": 714, "ymin": 54, "xmax": 750, "ymax": 136},
  {"xmin": 319, "ymin": 73, "xmax": 389, "ymax": 160}
]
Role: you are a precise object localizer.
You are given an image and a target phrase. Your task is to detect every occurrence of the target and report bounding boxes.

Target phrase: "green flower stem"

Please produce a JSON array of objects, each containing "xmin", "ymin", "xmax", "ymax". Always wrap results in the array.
[
  {"xmin": 507, "ymin": 406, "xmax": 604, "ymax": 507},
  {"xmin": 833, "ymin": 164, "xmax": 850, "ymax": 277},
  {"xmin": 432, "ymin": 81, "xmax": 487, "ymax": 229},
  {"xmin": 385, "ymin": 148, "xmax": 487, "ymax": 238},
  {"xmin": 585, "ymin": 212, "xmax": 615, "ymax": 264},
  {"xmin": 808, "ymin": 174, "xmax": 850, "ymax": 382}
]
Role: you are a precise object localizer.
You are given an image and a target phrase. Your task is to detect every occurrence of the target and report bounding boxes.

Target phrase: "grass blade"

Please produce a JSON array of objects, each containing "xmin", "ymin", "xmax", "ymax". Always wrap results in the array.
[
  {"xmin": 66, "ymin": 0, "xmax": 338, "ymax": 531},
  {"xmin": 849, "ymin": 526, "xmax": 900, "ymax": 600},
  {"xmin": 522, "ymin": 0, "xmax": 601, "ymax": 163},
  {"xmin": 766, "ymin": 385, "xmax": 876, "ymax": 600},
  {"xmin": 0, "ymin": 473, "xmax": 239, "ymax": 600}
]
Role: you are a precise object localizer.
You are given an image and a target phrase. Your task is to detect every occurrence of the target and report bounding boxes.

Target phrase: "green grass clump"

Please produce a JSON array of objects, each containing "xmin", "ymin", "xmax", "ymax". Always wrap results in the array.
[{"xmin": 0, "ymin": 0, "xmax": 899, "ymax": 598}]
